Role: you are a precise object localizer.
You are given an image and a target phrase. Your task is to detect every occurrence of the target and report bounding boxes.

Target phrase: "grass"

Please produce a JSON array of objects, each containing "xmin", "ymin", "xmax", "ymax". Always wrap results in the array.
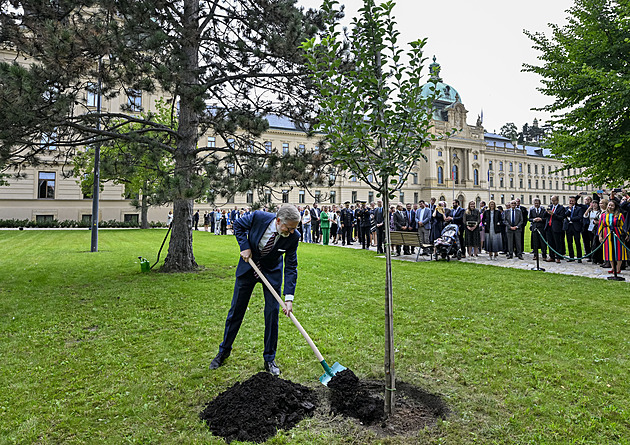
[{"xmin": 0, "ymin": 229, "xmax": 628, "ymax": 444}]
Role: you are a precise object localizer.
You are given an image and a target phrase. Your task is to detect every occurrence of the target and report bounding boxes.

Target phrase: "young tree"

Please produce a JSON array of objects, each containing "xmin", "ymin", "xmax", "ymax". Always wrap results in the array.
[
  {"xmin": 302, "ymin": 0, "xmax": 439, "ymax": 416},
  {"xmin": 524, "ymin": 0, "xmax": 630, "ymax": 185},
  {"xmin": 0, "ymin": 0, "xmax": 333, "ymax": 271}
]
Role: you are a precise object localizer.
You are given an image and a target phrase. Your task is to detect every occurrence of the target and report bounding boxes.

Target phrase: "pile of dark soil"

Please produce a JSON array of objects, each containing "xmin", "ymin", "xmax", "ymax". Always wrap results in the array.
[
  {"xmin": 199, "ymin": 372, "xmax": 318, "ymax": 443},
  {"xmin": 327, "ymin": 369, "xmax": 385, "ymax": 424}
]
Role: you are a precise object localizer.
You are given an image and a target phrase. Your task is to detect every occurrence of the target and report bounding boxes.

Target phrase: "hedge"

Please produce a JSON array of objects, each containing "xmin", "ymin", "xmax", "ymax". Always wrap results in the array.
[{"xmin": 0, "ymin": 219, "xmax": 167, "ymax": 229}]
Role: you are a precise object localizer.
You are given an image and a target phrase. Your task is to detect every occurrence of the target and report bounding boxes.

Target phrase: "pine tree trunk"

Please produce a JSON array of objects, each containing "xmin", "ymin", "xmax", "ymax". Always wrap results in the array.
[
  {"xmin": 161, "ymin": 0, "xmax": 199, "ymax": 272},
  {"xmin": 140, "ymin": 189, "xmax": 149, "ymax": 229}
]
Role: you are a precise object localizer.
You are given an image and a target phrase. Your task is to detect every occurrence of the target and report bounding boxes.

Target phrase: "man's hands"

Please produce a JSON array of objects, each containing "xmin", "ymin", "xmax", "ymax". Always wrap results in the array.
[
  {"xmin": 240, "ymin": 249, "xmax": 252, "ymax": 262},
  {"xmin": 282, "ymin": 301, "xmax": 293, "ymax": 317}
]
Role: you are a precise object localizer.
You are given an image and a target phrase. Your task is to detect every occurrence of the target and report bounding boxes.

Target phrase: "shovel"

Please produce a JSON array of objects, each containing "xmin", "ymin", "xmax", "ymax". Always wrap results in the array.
[{"xmin": 249, "ymin": 261, "xmax": 346, "ymax": 385}]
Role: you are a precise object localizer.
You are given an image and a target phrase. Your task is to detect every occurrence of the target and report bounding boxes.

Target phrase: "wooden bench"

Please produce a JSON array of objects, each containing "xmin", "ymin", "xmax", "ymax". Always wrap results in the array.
[{"xmin": 389, "ymin": 231, "xmax": 433, "ymax": 261}]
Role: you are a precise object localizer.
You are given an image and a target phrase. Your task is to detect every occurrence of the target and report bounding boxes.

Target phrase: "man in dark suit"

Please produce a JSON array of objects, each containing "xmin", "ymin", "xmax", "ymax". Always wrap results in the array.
[
  {"xmin": 449, "ymin": 200, "xmax": 465, "ymax": 257},
  {"xmin": 545, "ymin": 195, "xmax": 566, "ymax": 263},
  {"xmin": 529, "ymin": 198, "xmax": 547, "ymax": 260},
  {"xmin": 515, "ymin": 198, "xmax": 529, "ymax": 254},
  {"xmin": 340, "ymin": 201, "xmax": 354, "ymax": 246},
  {"xmin": 209, "ymin": 205, "xmax": 300, "ymax": 376},
  {"xmin": 564, "ymin": 195, "xmax": 585, "ymax": 262},
  {"xmin": 393, "ymin": 202, "xmax": 409, "ymax": 255},
  {"xmin": 357, "ymin": 201, "xmax": 372, "ymax": 249},
  {"xmin": 415, "ymin": 200, "xmax": 432, "ymax": 255},
  {"xmin": 374, "ymin": 199, "xmax": 385, "ymax": 254},
  {"xmin": 310, "ymin": 203, "xmax": 321, "ymax": 243},
  {"xmin": 503, "ymin": 200, "xmax": 524, "ymax": 259},
  {"xmin": 404, "ymin": 203, "xmax": 416, "ymax": 255}
]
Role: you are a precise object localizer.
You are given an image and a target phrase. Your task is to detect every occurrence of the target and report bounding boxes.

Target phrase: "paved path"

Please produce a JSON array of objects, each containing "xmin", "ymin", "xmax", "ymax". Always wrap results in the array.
[{"xmin": 320, "ymin": 241, "xmax": 627, "ymax": 282}]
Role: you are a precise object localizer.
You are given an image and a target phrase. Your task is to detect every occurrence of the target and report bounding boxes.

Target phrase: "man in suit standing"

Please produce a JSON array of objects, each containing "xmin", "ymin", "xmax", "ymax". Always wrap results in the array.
[
  {"xmin": 545, "ymin": 195, "xmax": 566, "ymax": 263},
  {"xmin": 340, "ymin": 201, "xmax": 354, "ymax": 246},
  {"xmin": 565, "ymin": 195, "xmax": 585, "ymax": 262},
  {"xmin": 529, "ymin": 198, "xmax": 547, "ymax": 260},
  {"xmin": 310, "ymin": 203, "xmax": 321, "ymax": 244},
  {"xmin": 393, "ymin": 202, "xmax": 409, "ymax": 256},
  {"xmin": 404, "ymin": 203, "xmax": 416, "ymax": 255},
  {"xmin": 449, "ymin": 200, "xmax": 465, "ymax": 257},
  {"xmin": 209, "ymin": 205, "xmax": 300, "ymax": 376},
  {"xmin": 357, "ymin": 201, "xmax": 372, "ymax": 249},
  {"xmin": 416, "ymin": 200, "xmax": 432, "ymax": 255},
  {"xmin": 515, "ymin": 198, "xmax": 529, "ymax": 254},
  {"xmin": 374, "ymin": 199, "xmax": 385, "ymax": 254},
  {"xmin": 503, "ymin": 200, "xmax": 524, "ymax": 259}
]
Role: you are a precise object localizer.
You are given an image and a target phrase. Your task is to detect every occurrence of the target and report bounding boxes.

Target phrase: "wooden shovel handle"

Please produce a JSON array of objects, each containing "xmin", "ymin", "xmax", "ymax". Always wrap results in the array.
[{"xmin": 249, "ymin": 261, "xmax": 325, "ymax": 363}]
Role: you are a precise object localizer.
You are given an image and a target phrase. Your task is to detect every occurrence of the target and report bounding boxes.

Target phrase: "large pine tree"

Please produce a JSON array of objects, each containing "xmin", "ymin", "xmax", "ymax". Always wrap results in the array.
[{"xmin": 0, "ymin": 0, "xmax": 334, "ymax": 270}]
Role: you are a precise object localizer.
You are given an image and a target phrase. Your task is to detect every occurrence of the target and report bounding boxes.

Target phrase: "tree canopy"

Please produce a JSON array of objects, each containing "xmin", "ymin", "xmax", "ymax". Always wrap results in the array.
[
  {"xmin": 524, "ymin": 0, "xmax": 630, "ymax": 186},
  {"xmin": 0, "ymin": 0, "xmax": 337, "ymax": 270}
]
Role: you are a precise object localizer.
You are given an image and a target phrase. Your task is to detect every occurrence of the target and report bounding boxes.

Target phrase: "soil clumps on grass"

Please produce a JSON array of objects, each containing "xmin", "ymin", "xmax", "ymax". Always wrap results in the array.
[
  {"xmin": 327, "ymin": 369, "xmax": 385, "ymax": 424},
  {"xmin": 199, "ymin": 372, "xmax": 318, "ymax": 443}
]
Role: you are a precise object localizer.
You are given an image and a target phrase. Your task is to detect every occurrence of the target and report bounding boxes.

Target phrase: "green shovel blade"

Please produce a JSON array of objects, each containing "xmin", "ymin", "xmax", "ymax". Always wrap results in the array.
[{"xmin": 319, "ymin": 360, "xmax": 347, "ymax": 386}]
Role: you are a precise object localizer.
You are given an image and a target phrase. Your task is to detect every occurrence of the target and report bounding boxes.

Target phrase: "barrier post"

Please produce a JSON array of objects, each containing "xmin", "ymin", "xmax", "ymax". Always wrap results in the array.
[{"xmin": 531, "ymin": 228, "xmax": 546, "ymax": 271}]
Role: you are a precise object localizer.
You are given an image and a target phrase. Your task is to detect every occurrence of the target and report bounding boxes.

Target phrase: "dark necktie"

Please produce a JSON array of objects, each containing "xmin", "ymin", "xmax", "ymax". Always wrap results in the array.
[
  {"xmin": 512, "ymin": 210, "xmax": 515, "ymax": 226},
  {"xmin": 254, "ymin": 232, "xmax": 277, "ymax": 280}
]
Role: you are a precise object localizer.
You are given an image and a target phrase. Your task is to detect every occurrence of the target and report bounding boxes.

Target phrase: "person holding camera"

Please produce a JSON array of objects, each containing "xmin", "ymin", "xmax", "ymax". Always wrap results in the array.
[{"xmin": 545, "ymin": 195, "xmax": 566, "ymax": 263}]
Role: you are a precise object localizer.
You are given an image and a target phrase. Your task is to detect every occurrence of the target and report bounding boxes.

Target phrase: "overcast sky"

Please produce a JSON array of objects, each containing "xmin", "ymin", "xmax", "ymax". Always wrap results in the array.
[{"xmin": 297, "ymin": 0, "xmax": 575, "ymax": 134}]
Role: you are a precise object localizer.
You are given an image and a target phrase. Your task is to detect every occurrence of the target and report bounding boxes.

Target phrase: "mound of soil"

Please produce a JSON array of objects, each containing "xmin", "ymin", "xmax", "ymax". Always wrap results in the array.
[
  {"xmin": 327, "ymin": 369, "xmax": 385, "ymax": 424},
  {"xmin": 199, "ymin": 372, "xmax": 318, "ymax": 443}
]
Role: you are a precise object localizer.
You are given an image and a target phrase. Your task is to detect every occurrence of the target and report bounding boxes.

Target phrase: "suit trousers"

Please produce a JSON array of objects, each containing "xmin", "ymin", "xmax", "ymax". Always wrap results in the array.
[
  {"xmin": 311, "ymin": 220, "xmax": 320, "ymax": 243},
  {"xmin": 376, "ymin": 225, "xmax": 385, "ymax": 253},
  {"xmin": 219, "ymin": 270, "xmax": 280, "ymax": 362},
  {"xmin": 361, "ymin": 226, "xmax": 371, "ymax": 248},
  {"xmin": 506, "ymin": 228, "xmax": 522, "ymax": 256},
  {"xmin": 565, "ymin": 230, "xmax": 582, "ymax": 259},
  {"xmin": 342, "ymin": 225, "xmax": 353, "ymax": 245},
  {"xmin": 546, "ymin": 227, "xmax": 564, "ymax": 260},
  {"xmin": 530, "ymin": 229, "xmax": 547, "ymax": 257},
  {"xmin": 418, "ymin": 226, "xmax": 430, "ymax": 251},
  {"xmin": 582, "ymin": 231, "xmax": 593, "ymax": 257}
]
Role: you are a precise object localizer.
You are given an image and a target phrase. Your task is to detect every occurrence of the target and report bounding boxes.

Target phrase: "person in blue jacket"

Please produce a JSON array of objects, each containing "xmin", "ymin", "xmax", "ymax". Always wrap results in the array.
[{"xmin": 209, "ymin": 205, "xmax": 301, "ymax": 376}]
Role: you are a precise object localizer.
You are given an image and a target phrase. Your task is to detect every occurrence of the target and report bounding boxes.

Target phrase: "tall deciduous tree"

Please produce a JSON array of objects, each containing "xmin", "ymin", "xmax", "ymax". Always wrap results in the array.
[
  {"xmin": 500, "ymin": 122, "xmax": 518, "ymax": 143},
  {"xmin": 0, "ymin": 0, "xmax": 334, "ymax": 271},
  {"xmin": 302, "ymin": 0, "xmax": 438, "ymax": 416},
  {"xmin": 524, "ymin": 0, "xmax": 630, "ymax": 185}
]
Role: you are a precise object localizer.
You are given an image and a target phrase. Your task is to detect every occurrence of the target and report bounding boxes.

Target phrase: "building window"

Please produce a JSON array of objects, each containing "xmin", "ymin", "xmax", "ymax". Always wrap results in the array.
[
  {"xmin": 500, "ymin": 194, "xmax": 505, "ymax": 204},
  {"xmin": 124, "ymin": 214, "xmax": 139, "ymax": 224},
  {"xmin": 208, "ymin": 137, "xmax": 216, "ymax": 148},
  {"xmin": 350, "ymin": 173, "xmax": 358, "ymax": 182},
  {"xmin": 473, "ymin": 154, "xmax": 478, "ymax": 160},
  {"xmin": 298, "ymin": 144, "xmax": 305, "ymax": 153},
  {"xmin": 369, "ymin": 191, "xmax": 374, "ymax": 203},
  {"xmin": 246, "ymin": 190, "xmax": 254, "ymax": 204},
  {"xmin": 314, "ymin": 145, "xmax": 320, "ymax": 153},
  {"xmin": 510, "ymin": 178, "xmax": 514, "ymax": 188},
  {"xmin": 563, "ymin": 196, "xmax": 566, "ymax": 205},
  {"xmin": 437, "ymin": 166, "xmax": 444, "ymax": 184},
  {"xmin": 227, "ymin": 138, "xmax": 235, "ymax": 148},
  {"xmin": 412, "ymin": 173, "xmax": 418, "ymax": 185},
  {"xmin": 521, "ymin": 195, "xmax": 524, "ymax": 203},
  {"xmin": 351, "ymin": 191, "xmax": 357, "ymax": 203},
  {"xmin": 529, "ymin": 195, "xmax": 532, "ymax": 204},
  {"xmin": 81, "ymin": 214, "xmax": 92, "ymax": 224},
  {"xmin": 330, "ymin": 191, "xmax": 336, "ymax": 203},
  {"xmin": 438, "ymin": 151, "xmax": 442, "ymax": 157},
  {"xmin": 509, "ymin": 162, "xmax": 513, "ymax": 172},
  {"xmin": 542, "ymin": 180, "xmax": 546, "ymax": 189},
  {"xmin": 543, "ymin": 195, "xmax": 547, "ymax": 204},
  {"xmin": 562, "ymin": 183, "xmax": 565, "ymax": 190},
  {"xmin": 367, "ymin": 173, "xmax": 374, "ymax": 183},
  {"xmin": 528, "ymin": 164, "xmax": 531, "ymax": 174},
  {"xmin": 499, "ymin": 161, "xmax": 503, "ymax": 171},
  {"xmin": 489, "ymin": 160, "xmax": 493, "ymax": 171},
  {"xmin": 127, "ymin": 89, "xmax": 142, "ymax": 112},
  {"xmin": 452, "ymin": 165, "xmax": 458, "ymax": 184},
  {"xmin": 298, "ymin": 190, "xmax": 305, "ymax": 204},
  {"xmin": 528, "ymin": 179, "xmax": 532, "ymax": 189},
  {"xmin": 489, "ymin": 176, "xmax": 494, "ymax": 187},
  {"xmin": 86, "ymin": 82, "xmax": 97, "ymax": 107},
  {"xmin": 519, "ymin": 163, "xmax": 523, "ymax": 173},
  {"xmin": 500, "ymin": 178, "xmax": 504, "ymax": 188},
  {"xmin": 329, "ymin": 173, "xmax": 337, "ymax": 183},
  {"xmin": 282, "ymin": 143, "xmax": 289, "ymax": 154},
  {"xmin": 535, "ymin": 180, "xmax": 539, "ymax": 189},
  {"xmin": 399, "ymin": 192, "xmax": 405, "ymax": 203},
  {"xmin": 490, "ymin": 194, "xmax": 495, "ymax": 201},
  {"xmin": 314, "ymin": 190, "xmax": 321, "ymax": 203},
  {"xmin": 282, "ymin": 190, "xmax": 289, "ymax": 204},
  {"xmin": 474, "ymin": 169, "xmax": 479, "ymax": 186},
  {"xmin": 38, "ymin": 172, "xmax": 56, "ymax": 199},
  {"xmin": 264, "ymin": 141, "xmax": 272, "ymax": 153},
  {"xmin": 519, "ymin": 178, "xmax": 523, "ymax": 188},
  {"xmin": 535, "ymin": 165, "xmax": 538, "ymax": 174},
  {"xmin": 542, "ymin": 166, "xmax": 545, "ymax": 174},
  {"xmin": 36, "ymin": 214, "xmax": 54, "ymax": 223}
]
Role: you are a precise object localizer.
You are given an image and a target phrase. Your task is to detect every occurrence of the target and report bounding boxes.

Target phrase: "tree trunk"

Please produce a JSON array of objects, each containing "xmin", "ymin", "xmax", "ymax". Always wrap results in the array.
[
  {"xmin": 382, "ymin": 185, "xmax": 395, "ymax": 416},
  {"xmin": 140, "ymin": 187, "xmax": 149, "ymax": 229},
  {"xmin": 161, "ymin": 0, "xmax": 199, "ymax": 272}
]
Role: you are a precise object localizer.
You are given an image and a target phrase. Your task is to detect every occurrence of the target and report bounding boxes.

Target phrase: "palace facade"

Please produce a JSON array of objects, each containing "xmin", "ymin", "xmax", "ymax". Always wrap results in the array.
[{"xmin": 0, "ymin": 54, "xmax": 593, "ymax": 224}]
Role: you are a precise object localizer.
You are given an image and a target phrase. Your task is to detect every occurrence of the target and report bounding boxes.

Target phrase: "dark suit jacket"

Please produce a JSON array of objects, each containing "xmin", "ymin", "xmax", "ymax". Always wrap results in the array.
[
  {"xmin": 310, "ymin": 207, "xmax": 321, "ymax": 222},
  {"xmin": 233, "ymin": 211, "xmax": 299, "ymax": 296},
  {"xmin": 405, "ymin": 209, "xmax": 417, "ymax": 230},
  {"xmin": 482, "ymin": 209, "xmax": 503, "ymax": 233},
  {"xmin": 503, "ymin": 208, "xmax": 523, "ymax": 230},
  {"xmin": 564, "ymin": 205, "xmax": 585, "ymax": 234},
  {"xmin": 393, "ymin": 211, "xmax": 408, "ymax": 231},
  {"xmin": 545, "ymin": 204, "xmax": 566, "ymax": 233},
  {"xmin": 529, "ymin": 206, "xmax": 547, "ymax": 232},
  {"xmin": 374, "ymin": 207, "xmax": 385, "ymax": 225},
  {"xmin": 451, "ymin": 207, "xmax": 464, "ymax": 228}
]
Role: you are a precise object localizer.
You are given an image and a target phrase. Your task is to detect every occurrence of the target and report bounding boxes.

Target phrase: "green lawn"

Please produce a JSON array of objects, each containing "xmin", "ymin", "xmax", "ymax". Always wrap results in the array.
[{"xmin": 0, "ymin": 230, "xmax": 628, "ymax": 444}]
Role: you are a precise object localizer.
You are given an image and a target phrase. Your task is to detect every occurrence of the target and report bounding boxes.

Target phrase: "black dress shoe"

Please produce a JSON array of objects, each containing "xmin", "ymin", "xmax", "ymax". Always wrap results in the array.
[
  {"xmin": 209, "ymin": 352, "xmax": 229, "ymax": 370},
  {"xmin": 264, "ymin": 360, "xmax": 281, "ymax": 376}
]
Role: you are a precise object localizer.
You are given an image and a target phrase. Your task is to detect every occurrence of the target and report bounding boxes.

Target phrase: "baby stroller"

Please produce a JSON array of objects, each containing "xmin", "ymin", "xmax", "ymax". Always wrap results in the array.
[{"xmin": 434, "ymin": 223, "xmax": 462, "ymax": 261}]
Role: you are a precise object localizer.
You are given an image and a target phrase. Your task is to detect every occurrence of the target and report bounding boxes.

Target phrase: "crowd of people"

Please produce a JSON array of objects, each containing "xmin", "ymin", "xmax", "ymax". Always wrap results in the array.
[{"xmin": 184, "ymin": 190, "xmax": 629, "ymax": 275}]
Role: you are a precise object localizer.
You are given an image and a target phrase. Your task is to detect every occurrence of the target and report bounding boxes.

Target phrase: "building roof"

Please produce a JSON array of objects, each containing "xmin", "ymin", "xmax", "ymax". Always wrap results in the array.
[{"xmin": 484, "ymin": 132, "xmax": 553, "ymax": 157}]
